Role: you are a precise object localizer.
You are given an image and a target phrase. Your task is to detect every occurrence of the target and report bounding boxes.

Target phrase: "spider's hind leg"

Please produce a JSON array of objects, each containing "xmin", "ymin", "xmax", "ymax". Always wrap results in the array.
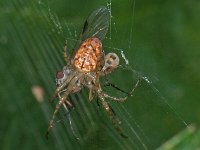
[
  {"xmin": 104, "ymin": 81, "xmax": 131, "ymax": 96},
  {"xmin": 101, "ymin": 99, "xmax": 128, "ymax": 138},
  {"xmin": 103, "ymin": 79, "xmax": 140, "ymax": 102},
  {"xmin": 103, "ymin": 75, "xmax": 131, "ymax": 96}
]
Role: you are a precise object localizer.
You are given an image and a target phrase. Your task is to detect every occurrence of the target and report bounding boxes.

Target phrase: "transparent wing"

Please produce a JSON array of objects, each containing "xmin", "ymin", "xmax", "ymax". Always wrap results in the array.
[
  {"xmin": 75, "ymin": 6, "xmax": 110, "ymax": 49},
  {"xmin": 81, "ymin": 6, "xmax": 110, "ymax": 41}
]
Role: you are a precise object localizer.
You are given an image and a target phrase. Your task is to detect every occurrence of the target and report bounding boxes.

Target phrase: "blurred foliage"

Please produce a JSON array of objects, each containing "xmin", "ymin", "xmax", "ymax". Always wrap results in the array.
[
  {"xmin": 157, "ymin": 125, "xmax": 200, "ymax": 150},
  {"xmin": 0, "ymin": 0, "xmax": 200, "ymax": 150}
]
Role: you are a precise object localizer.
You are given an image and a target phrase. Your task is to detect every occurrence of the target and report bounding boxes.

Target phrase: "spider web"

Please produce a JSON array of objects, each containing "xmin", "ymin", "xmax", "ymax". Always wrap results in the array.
[
  {"xmin": 35, "ymin": 0, "xmax": 188, "ymax": 149},
  {"xmin": 0, "ymin": 0, "xmax": 191, "ymax": 150},
  {"xmin": 43, "ymin": 1, "xmax": 189, "ymax": 149}
]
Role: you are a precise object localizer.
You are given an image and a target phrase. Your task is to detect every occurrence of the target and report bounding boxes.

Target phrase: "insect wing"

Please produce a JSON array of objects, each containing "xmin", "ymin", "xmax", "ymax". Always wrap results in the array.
[
  {"xmin": 75, "ymin": 6, "xmax": 110, "ymax": 49},
  {"xmin": 81, "ymin": 6, "xmax": 110, "ymax": 41}
]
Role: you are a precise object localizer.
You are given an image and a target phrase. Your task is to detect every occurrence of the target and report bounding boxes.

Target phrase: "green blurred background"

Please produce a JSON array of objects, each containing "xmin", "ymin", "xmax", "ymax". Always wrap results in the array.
[{"xmin": 1, "ymin": 0, "xmax": 200, "ymax": 149}]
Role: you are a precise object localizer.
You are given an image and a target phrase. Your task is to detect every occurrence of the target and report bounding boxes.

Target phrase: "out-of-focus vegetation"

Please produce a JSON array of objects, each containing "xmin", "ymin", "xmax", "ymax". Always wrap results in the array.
[
  {"xmin": 157, "ymin": 125, "xmax": 200, "ymax": 150},
  {"xmin": 1, "ymin": 0, "xmax": 200, "ymax": 149}
]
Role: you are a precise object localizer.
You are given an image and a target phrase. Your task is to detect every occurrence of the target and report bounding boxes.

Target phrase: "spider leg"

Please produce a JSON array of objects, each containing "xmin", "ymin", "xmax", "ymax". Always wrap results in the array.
[
  {"xmin": 59, "ymin": 89, "xmax": 74, "ymax": 108},
  {"xmin": 107, "ymin": 102, "xmax": 116, "ymax": 116},
  {"xmin": 104, "ymin": 81, "xmax": 130, "ymax": 96},
  {"xmin": 101, "ymin": 99, "xmax": 127, "ymax": 138},
  {"xmin": 104, "ymin": 75, "xmax": 140, "ymax": 96},
  {"xmin": 129, "ymin": 79, "xmax": 140, "ymax": 96},
  {"xmin": 104, "ymin": 94, "xmax": 127, "ymax": 102},
  {"xmin": 93, "ymin": 72, "xmax": 127, "ymax": 137},
  {"xmin": 46, "ymin": 92, "xmax": 70, "ymax": 139},
  {"xmin": 89, "ymin": 88, "xmax": 96, "ymax": 101},
  {"xmin": 103, "ymin": 74, "xmax": 129, "ymax": 94},
  {"xmin": 63, "ymin": 102, "xmax": 79, "ymax": 140},
  {"xmin": 54, "ymin": 101, "xmax": 73, "ymax": 124},
  {"xmin": 46, "ymin": 95, "xmax": 64, "ymax": 139},
  {"xmin": 48, "ymin": 86, "xmax": 68, "ymax": 104},
  {"xmin": 49, "ymin": 72, "xmax": 82, "ymax": 103},
  {"xmin": 96, "ymin": 97, "xmax": 100, "ymax": 107},
  {"xmin": 63, "ymin": 40, "xmax": 70, "ymax": 64},
  {"xmin": 103, "ymin": 80, "xmax": 140, "ymax": 102},
  {"xmin": 48, "ymin": 87, "xmax": 68, "ymax": 103},
  {"xmin": 53, "ymin": 98, "xmax": 74, "ymax": 124}
]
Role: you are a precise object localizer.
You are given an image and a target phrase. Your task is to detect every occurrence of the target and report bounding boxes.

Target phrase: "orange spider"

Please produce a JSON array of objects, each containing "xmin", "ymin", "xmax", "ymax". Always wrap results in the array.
[{"xmin": 46, "ymin": 6, "xmax": 139, "ymax": 138}]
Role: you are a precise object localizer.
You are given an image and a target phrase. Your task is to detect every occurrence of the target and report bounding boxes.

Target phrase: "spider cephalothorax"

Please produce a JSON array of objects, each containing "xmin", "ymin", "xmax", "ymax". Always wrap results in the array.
[{"xmin": 46, "ymin": 7, "xmax": 139, "ymax": 139}]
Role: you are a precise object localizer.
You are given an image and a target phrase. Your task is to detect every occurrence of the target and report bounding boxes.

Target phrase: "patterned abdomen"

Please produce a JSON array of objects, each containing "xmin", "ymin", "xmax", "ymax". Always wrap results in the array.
[{"xmin": 73, "ymin": 37, "xmax": 103, "ymax": 72}]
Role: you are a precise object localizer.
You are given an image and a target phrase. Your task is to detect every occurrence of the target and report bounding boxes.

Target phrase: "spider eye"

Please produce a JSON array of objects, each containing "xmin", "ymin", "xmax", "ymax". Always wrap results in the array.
[{"xmin": 56, "ymin": 71, "xmax": 64, "ymax": 79}]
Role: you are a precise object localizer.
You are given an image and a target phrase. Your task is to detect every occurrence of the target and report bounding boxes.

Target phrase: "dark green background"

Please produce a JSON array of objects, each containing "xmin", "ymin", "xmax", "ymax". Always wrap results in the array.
[{"xmin": 1, "ymin": 0, "xmax": 200, "ymax": 149}]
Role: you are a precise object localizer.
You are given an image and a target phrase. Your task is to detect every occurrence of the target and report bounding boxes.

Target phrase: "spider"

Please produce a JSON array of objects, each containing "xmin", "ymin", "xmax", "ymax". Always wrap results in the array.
[{"xmin": 46, "ymin": 6, "xmax": 139, "ymax": 138}]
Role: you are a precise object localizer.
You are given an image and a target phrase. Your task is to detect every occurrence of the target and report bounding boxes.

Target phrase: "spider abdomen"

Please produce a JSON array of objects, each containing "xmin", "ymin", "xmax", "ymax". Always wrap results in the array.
[{"xmin": 73, "ymin": 37, "xmax": 103, "ymax": 72}]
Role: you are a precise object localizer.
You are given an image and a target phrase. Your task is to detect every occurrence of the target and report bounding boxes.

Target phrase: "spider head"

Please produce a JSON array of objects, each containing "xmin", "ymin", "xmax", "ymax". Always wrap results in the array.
[
  {"xmin": 102, "ymin": 53, "xmax": 119, "ymax": 75},
  {"xmin": 56, "ymin": 71, "xmax": 65, "ymax": 86},
  {"xmin": 55, "ymin": 67, "xmax": 72, "ymax": 86}
]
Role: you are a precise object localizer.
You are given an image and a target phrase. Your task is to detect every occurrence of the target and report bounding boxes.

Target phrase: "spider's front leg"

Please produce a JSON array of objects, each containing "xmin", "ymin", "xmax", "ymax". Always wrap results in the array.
[
  {"xmin": 46, "ymin": 74, "xmax": 82, "ymax": 138},
  {"xmin": 49, "ymin": 72, "xmax": 82, "ymax": 103},
  {"xmin": 46, "ymin": 92, "xmax": 71, "ymax": 139}
]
